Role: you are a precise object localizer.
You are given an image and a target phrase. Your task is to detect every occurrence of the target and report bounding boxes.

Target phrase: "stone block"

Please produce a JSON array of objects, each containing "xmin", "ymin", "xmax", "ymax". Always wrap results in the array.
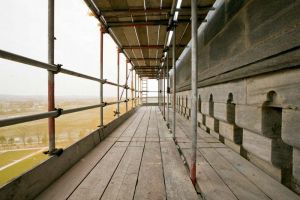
[
  {"xmin": 209, "ymin": 11, "xmax": 246, "ymax": 68},
  {"xmin": 282, "ymin": 109, "xmax": 300, "ymax": 149},
  {"xmin": 204, "ymin": 1, "xmax": 225, "ymax": 45},
  {"xmin": 210, "ymin": 130, "xmax": 220, "ymax": 140},
  {"xmin": 219, "ymin": 121, "xmax": 242, "ymax": 144},
  {"xmin": 205, "ymin": 116, "xmax": 219, "ymax": 132},
  {"xmin": 246, "ymin": 0, "xmax": 299, "ymax": 44},
  {"xmin": 292, "ymin": 148, "xmax": 300, "ymax": 194},
  {"xmin": 198, "ymin": 79, "xmax": 246, "ymax": 104},
  {"xmin": 224, "ymin": 138, "xmax": 241, "ymax": 154},
  {"xmin": 247, "ymin": 68, "xmax": 300, "ymax": 107},
  {"xmin": 197, "ymin": 112, "xmax": 204, "ymax": 124},
  {"xmin": 226, "ymin": 0, "xmax": 246, "ymax": 20},
  {"xmin": 214, "ymin": 102, "xmax": 235, "ymax": 123},
  {"xmin": 243, "ymin": 129, "xmax": 292, "ymax": 168},
  {"xmin": 247, "ymin": 151, "xmax": 282, "ymax": 182},
  {"xmin": 236, "ymin": 105, "xmax": 261, "ymax": 133},
  {"xmin": 293, "ymin": 148, "xmax": 300, "ymax": 183},
  {"xmin": 201, "ymin": 102, "xmax": 210, "ymax": 116},
  {"xmin": 235, "ymin": 104, "xmax": 281, "ymax": 138}
]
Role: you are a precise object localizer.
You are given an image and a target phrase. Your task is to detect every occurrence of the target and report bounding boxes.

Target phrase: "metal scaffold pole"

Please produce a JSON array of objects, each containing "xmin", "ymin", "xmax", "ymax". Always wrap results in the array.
[
  {"xmin": 163, "ymin": 66, "xmax": 166, "ymax": 120},
  {"xmin": 125, "ymin": 60, "xmax": 128, "ymax": 112},
  {"xmin": 48, "ymin": 0, "xmax": 55, "ymax": 153},
  {"xmin": 191, "ymin": 0, "xmax": 198, "ymax": 186},
  {"xmin": 172, "ymin": 25, "xmax": 176, "ymax": 141},
  {"xmin": 131, "ymin": 67, "xmax": 133, "ymax": 108},
  {"xmin": 167, "ymin": 51, "xmax": 170, "ymax": 127},
  {"xmin": 100, "ymin": 26, "xmax": 105, "ymax": 127},
  {"xmin": 117, "ymin": 48, "xmax": 120, "ymax": 117},
  {"xmin": 135, "ymin": 71, "xmax": 137, "ymax": 107}
]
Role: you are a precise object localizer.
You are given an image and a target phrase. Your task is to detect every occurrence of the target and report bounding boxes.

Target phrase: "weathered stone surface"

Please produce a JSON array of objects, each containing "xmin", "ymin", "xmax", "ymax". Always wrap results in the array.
[
  {"xmin": 243, "ymin": 129, "xmax": 292, "ymax": 168},
  {"xmin": 226, "ymin": 0, "xmax": 246, "ymax": 20},
  {"xmin": 246, "ymin": 0, "xmax": 299, "ymax": 44},
  {"xmin": 247, "ymin": 152, "xmax": 282, "ymax": 182},
  {"xmin": 201, "ymin": 102, "xmax": 210, "ymax": 116},
  {"xmin": 198, "ymin": 80, "xmax": 246, "ymax": 104},
  {"xmin": 219, "ymin": 121, "xmax": 242, "ymax": 144},
  {"xmin": 224, "ymin": 138, "xmax": 241, "ymax": 154},
  {"xmin": 235, "ymin": 105, "xmax": 281, "ymax": 138},
  {"xmin": 205, "ymin": 116, "xmax": 219, "ymax": 132},
  {"xmin": 282, "ymin": 109, "xmax": 300, "ymax": 149},
  {"xmin": 293, "ymin": 148, "xmax": 300, "ymax": 194},
  {"xmin": 197, "ymin": 112, "xmax": 204, "ymax": 124},
  {"xmin": 214, "ymin": 103, "xmax": 235, "ymax": 123},
  {"xmin": 236, "ymin": 105, "xmax": 262, "ymax": 134},
  {"xmin": 247, "ymin": 68, "xmax": 300, "ymax": 107},
  {"xmin": 209, "ymin": 10, "xmax": 246, "ymax": 68},
  {"xmin": 210, "ymin": 130, "xmax": 220, "ymax": 140},
  {"xmin": 204, "ymin": 0, "xmax": 225, "ymax": 45}
]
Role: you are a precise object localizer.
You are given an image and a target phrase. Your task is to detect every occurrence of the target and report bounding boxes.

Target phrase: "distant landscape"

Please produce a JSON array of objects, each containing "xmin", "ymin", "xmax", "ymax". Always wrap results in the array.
[{"xmin": 0, "ymin": 95, "xmax": 135, "ymax": 186}]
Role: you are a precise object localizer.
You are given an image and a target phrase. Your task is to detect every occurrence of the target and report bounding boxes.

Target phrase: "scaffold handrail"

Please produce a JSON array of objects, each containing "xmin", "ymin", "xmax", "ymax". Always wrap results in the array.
[
  {"xmin": 0, "ymin": 99, "xmax": 138, "ymax": 128},
  {"xmin": 0, "ymin": 49, "xmax": 130, "ymax": 89}
]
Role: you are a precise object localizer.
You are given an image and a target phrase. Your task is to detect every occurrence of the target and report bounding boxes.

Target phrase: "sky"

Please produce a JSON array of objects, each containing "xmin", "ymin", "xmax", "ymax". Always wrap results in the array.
[{"xmin": 0, "ymin": 0, "xmax": 157, "ymax": 98}]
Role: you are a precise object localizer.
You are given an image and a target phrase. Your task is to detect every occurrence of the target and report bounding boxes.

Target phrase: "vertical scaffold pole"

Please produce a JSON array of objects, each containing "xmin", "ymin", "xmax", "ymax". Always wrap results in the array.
[
  {"xmin": 117, "ymin": 48, "xmax": 120, "ymax": 117},
  {"xmin": 100, "ymin": 26, "xmax": 105, "ymax": 127},
  {"xmin": 163, "ymin": 66, "xmax": 166, "ymax": 120},
  {"xmin": 172, "ymin": 25, "xmax": 176, "ymax": 140},
  {"xmin": 125, "ymin": 60, "xmax": 128, "ymax": 112},
  {"xmin": 191, "ymin": 0, "xmax": 198, "ymax": 186},
  {"xmin": 131, "ymin": 67, "xmax": 133, "ymax": 108},
  {"xmin": 134, "ymin": 71, "xmax": 137, "ymax": 107},
  {"xmin": 48, "ymin": 0, "xmax": 55, "ymax": 153},
  {"xmin": 167, "ymin": 52, "xmax": 170, "ymax": 127},
  {"xmin": 138, "ymin": 75, "xmax": 140, "ymax": 105}
]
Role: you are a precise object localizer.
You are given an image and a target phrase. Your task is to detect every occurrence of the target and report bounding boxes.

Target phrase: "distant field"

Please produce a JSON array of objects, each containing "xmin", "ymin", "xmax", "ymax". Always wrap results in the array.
[
  {"xmin": 0, "ymin": 152, "xmax": 48, "ymax": 186},
  {"xmin": 0, "ymin": 97, "xmax": 137, "ymax": 186},
  {"xmin": 0, "ymin": 149, "xmax": 39, "ymax": 168}
]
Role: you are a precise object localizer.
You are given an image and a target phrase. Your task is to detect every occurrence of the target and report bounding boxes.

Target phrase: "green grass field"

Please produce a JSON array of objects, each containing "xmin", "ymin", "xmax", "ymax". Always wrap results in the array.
[
  {"xmin": 0, "ymin": 149, "xmax": 39, "ymax": 168},
  {"xmin": 0, "ymin": 100, "xmax": 138, "ymax": 187},
  {"xmin": 0, "ymin": 152, "xmax": 48, "ymax": 186}
]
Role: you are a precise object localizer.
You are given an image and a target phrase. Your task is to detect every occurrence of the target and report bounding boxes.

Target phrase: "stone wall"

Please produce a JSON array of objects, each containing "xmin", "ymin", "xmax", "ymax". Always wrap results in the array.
[
  {"xmin": 171, "ymin": 0, "xmax": 300, "ymax": 194},
  {"xmin": 175, "ymin": 68, "xmax": 300, "ymax": 193}
]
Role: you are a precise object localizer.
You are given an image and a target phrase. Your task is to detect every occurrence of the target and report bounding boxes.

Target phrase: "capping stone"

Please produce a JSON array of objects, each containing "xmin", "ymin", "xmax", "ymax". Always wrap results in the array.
[
  {"xmin": 243, "ymin": 129, "xmax": 292, "ymax": 168},
  {"xmin": 219, "ymin": 121, "xmax": 242, "ymax": 144},
  {"xmin": 205, "ymin": 116, "xmax": 219, "ymax": 132},
  {"xmin": 282, "ymin": 109, "xmax": 300, "ymax": 149},
  {"xmin": 214, "ymin": 102, "xmax": 235, "ymax": 123}
]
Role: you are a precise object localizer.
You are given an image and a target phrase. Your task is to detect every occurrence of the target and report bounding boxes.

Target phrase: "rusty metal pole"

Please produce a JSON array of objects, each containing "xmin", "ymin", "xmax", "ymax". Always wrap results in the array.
[
  {"xmin": 191, "ymin": 0, "xmax": 198, "ymax": 186},
  {"xmin": 117, "ymin": 48, "xmax": 120, "ymax": 117},
  {"xmin": 125, "ymin": 60, "xmax": 128, "ymax": 112},
  {"xmin": 100, "ymin": 26, "xmax": 105, "ymax": 126},
  {"xmin": 48, "ymin": 0, "xmax": 55, "ymax": 153},
  {"xmin": 172, "ymin": 25, "xmax": 176, "ymax": 140}
]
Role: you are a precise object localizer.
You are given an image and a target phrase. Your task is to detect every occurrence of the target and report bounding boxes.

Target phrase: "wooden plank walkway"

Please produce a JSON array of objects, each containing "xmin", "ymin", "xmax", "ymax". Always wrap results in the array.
[
  {"xmin": 171, "ymin": 110, "xmax": 300, "ymax": 200},
  {"xmin": 36, "ymin": 107, "xmax": 199, "ymax": 200}
]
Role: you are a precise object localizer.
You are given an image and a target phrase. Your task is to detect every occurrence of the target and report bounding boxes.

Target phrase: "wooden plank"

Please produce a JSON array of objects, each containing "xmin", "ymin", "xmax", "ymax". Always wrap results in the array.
[
  {"xmin": 160, "ymin": 141, "xmax": 199, "ymax": 200},
  {"xmin": 199, "ymin": 148, "xmax": 270, "ymax": 200},
  {"xmin": 68, "ymin": 108, "xmax": 149, "ymax": 200},
  {"xmin": 101, "ymin": 147, "xmax": 144, "ymax": 200},
  {"xmin": 134, "ymin": 107, "xmax": 151, "ymax": 138},
  {"xmin": 182, "ymin": 149, "xmax": 237, "ymax": 200},
  {"xmin": 146, "ymin": 107, "xmax": 159, "ymax": 138},
  {"xmin": 134, "ymin": 142, "xmax": 166, "ymax": 200},
  {"xmin": 36, "ymin": 108, "xmax": 142, "ymax": 200},
  {"xmin": 216, "ymin": 148, "xmax": 300, "ymax": 200},
  {"xmin": 68, "ymin": 146, "xmax": 127, "ymax": 200}
]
